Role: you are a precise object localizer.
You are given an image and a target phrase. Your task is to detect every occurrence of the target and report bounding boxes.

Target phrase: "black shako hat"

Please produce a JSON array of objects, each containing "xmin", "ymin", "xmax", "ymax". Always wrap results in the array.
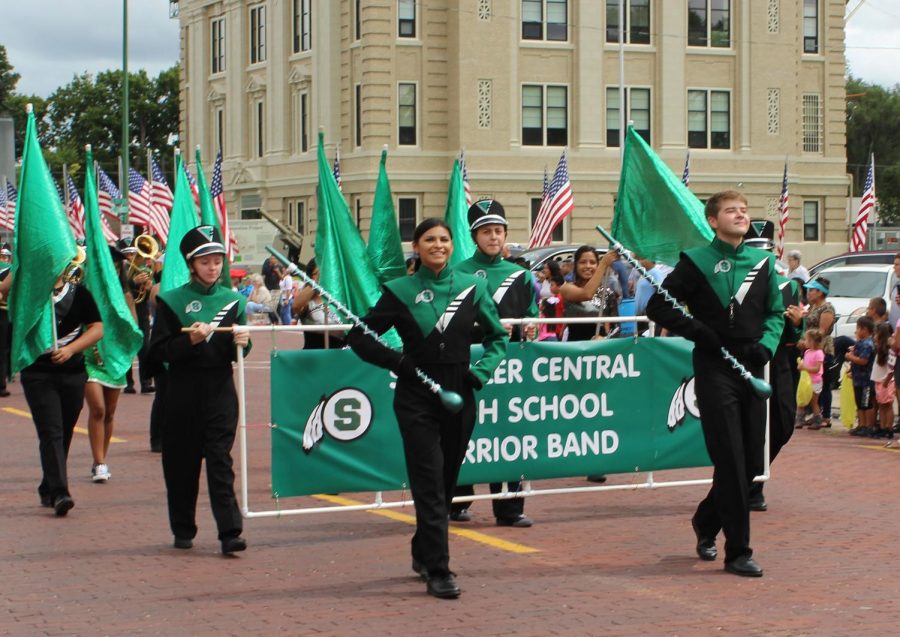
[
  {"xmin": 0, "ymin": 242, "xmax": 11, "ymax": 257},
  {"xmin": 743, "ymin": 219, "xmax": 775, "ymax": 251},
  {"xmin": 180, "ymin": 225, "xmax": 226, "ymax": 261},
  {"xmin": 467, "ymin": 199, "xmax": 507, "ymax": 231}
]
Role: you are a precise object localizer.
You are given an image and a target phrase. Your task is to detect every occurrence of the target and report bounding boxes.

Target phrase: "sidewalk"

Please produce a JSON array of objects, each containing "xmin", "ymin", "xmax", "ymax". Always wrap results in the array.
[{"xmin": 1, "ymin": 342, "xmax": 897, "ymax": 636}]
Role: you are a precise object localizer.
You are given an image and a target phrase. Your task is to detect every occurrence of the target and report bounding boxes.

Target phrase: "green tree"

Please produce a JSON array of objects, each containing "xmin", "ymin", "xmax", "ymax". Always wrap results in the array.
[
  {"xmin": 846, "ymin": 76, "xmax": 900, "ymax": 224},
  {"xmin": 0, "ymin": 44, "xmax": 21, "ymax": 110}
]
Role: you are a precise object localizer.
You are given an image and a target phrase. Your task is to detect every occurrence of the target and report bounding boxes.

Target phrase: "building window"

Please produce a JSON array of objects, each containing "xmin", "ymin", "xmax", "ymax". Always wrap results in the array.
[
  {"xmin": 803, "ymin": 0, "xmax": 818, "ymax": 54},
  {"xmin": 606, "ymin": 87, "xmax": 650, "ymax": 147},
  {"xmin": 803, "ymin": 201, "xmax": 819, "ymax": 241},
  {"xmin": 688, "ymin": 0, "xmax": 729, "ymax": 48},
  {"xmin": 250, "ymin": 4, "xmax": 266, "ymax": 64},
  {"xmin": 522, "ymin": 84, "xmax": 567, "ymax": 146},
  {"xmin": 399, "ymin": 0, "xmax": 416, "ymax": 38},
  {"xmin": 211, "ymin": 16, "xmax": 226, "ymax": 74},
  {"xmin": 398, "ymin": 83, "xmax": 416, "ymax": 146},
  {"xmin": 478, "ymin": 80, "xmax": 492, "ymax": 129},
  {"xmin": 522, "ymin": 0, "xmax": 567, "ymax": 42},
  {"xmin": 287, "ymin": 199, "xmax": 306, "ymax": 234},
  {"xmin": 354, "ymin": 0, "xmax": 361, "ymax": 40},
  {"xmin": 355, "ymin": 197, "xmax": 363, "ymax": 229},
  {"xmin": 293, "ymin": 91, "xmax": 309, "ymax": 154},
  {"xmin": 293, "ymin": 0, "xmax": 312, "ymax": 53},
  {"xmin": 531, "ymin": 198, "xmax": 564, "ymax": 242},
  {"xmin": 398, "ymin": 197, "xmax": 417, "ymax": 241},
  {"xmin": 355, "ymin": 84, "xmax": 362, "ymax": 147},
  {"xmin": 802, "ymin": 94, "xmax": 822, "ymax": 153},
  {"xmin": 253, "ymin": 100, "xmax": 265, "ymax": 157},
  {"xmin": 215, "ymin": 107, "xmax": 224, "ymax": 153},
  {"xmin": 241, "ymin": 194, "xmax": 262, "ymax": 220},
  {"xmin": 687, "ymin": 89, "xmax": 730, "ymax": 149},
  {"xmin": 606, "ymin": 0, "xmax": 650, "ymax": 44}
]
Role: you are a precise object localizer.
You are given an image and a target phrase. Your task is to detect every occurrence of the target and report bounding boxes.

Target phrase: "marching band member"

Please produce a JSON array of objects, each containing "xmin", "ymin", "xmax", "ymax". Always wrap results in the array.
[
  {"xmin": 23, "ymin": 253, "xmax": 104, "ymax": 516},
  {"xmin": 450, "ymin": 200, "xmax": 537, "ymax": 528},
  {"xmin": 0, "ymin": 243, "xmax": 12, "ymax": 397},
  {"xmin": 148, "ymin": 225, "xmax": 251, "ymax": 555},
  {"xmin": 346, "ymin": 218, "xmax": 508, "ymax": 599}
]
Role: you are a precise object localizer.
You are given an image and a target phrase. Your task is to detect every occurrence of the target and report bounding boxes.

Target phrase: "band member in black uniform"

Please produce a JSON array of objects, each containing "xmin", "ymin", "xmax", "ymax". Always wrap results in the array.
[
  {"xmin": 646, "ymin": 191, "xmax": 783, "ymax": 577},
  {"xmin": 148, "ymin": 226, "xmax": 251, "ymax": 554},
  {"xmin": 0, "ymin": 244, "xmax": 13, "ymax": 397},
  {"xmin": 346, "ymin": 218, "xmax": 508, "ymax": 599},
  {"xmin": 451, "ymin": 200, "xmax": 537, "ymax": 528},
  {"xmin": 22, "ymin": 254, "xmax": 104, "ymax": 515},
  {"xmin": 122, "ymin": 239, "xmax": 155, "ymax": 395}
]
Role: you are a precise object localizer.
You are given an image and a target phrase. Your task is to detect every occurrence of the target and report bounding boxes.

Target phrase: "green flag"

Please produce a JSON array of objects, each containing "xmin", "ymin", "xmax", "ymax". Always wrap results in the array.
[
  {"xmin": 160, "ymin": 153, "xmax": 199, "ymax": 293},
  {"xmin": 366, "ymin": 148, "xmax": 406, "ymax": 285},
  {"xmin": 443, "ymin": 159, "xmax": 475, "ymax": 266},
  {"xmin": 82, "ymin": 147, "xmax": 143, "ymax": 383},
  {"xmin": 314, "ymin": 131, "xmax": 383, "ymax": 320},
  {"xmin": 9, "ymin": 107, "xmax": 78, "ymax": 374},
  {"xmin": 194, "ymin": 148, "xmax": 230, "ymax": 282},
  {"xmin": 611, "ymin": 126, "xmax": 714, "ymax": 265}
]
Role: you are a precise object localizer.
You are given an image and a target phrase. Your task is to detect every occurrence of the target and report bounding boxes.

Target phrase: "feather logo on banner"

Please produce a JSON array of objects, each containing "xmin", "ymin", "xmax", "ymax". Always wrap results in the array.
[
  {"xmin": 302, "ymin": 396, "xmax": 326, "ymax": 452},
  {"xmin": 667, "ymin": 377, "xmax": 700, "ymax": 431}
]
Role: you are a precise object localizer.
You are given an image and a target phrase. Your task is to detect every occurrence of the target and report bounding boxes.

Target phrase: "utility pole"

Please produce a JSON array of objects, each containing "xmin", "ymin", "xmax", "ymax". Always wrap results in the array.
[{"xmin": 119, "ymin": 0, "xmax": 131, "ymax": 226}]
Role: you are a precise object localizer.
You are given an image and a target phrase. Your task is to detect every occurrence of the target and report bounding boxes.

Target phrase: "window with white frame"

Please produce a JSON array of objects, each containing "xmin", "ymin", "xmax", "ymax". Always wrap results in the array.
[
  {"xmin": 688, "ymin": 89, "xmax": 730, "ymax": 149},
  {"xmin": 287, "ymin": 198, "xmax": 306, "ymax": 234},
  {"xmin": 606, "ymin": 87, "xmax": 651, "ymax": 147},
  {"xmin": 531, "ymin": 198, "xmax": 564, "ymax": 242},
  {"xmin": 211, "ymin": 16, "xmax": 226, "ymax": 74},
  {"xmin": 522, "ymin": 0, "xmax": 568, "ymax": 41},
  {"xmin": 398, "ymin": 0, "xmax": 416, "ymax": 38},
  {"xmin": 802, "ymin": 93, "xmax": 822, "ymax": 153},
  {"xmin": 606, "ymin": 0, "xmax": 650, "ymax": 44},
  {"xmin": 803, "ymin": 0, "xmax": 818, "ymax": 54},
  {"xmin": 293, "ymin": 0, "xmax": 311, "ymax": 53},
  {"xmin": 803, "ymin": 201, "xmax": 819, "ymax": 241},
  {"xmin": 398, "ymin": 197, "xmax": 417, "ymax": 241},
  {"xmin": 522, "ymin": 84, "xmax": 568, "ymax": 146},
  {"xmin": 253, "ymin": 99, "xmax": 265, "ymax": 157},
  {"xmin": 688, "ymin": 0, "xmax": 729, "ymax": 48},
  {"xmin": 293, "ymin": 91, "xmax": 309, "ymax": 154},
  {"xmin": 250, "ymin": 4, "xmax": 266, "ymax": 64},
  {"xmin": 214, "ymin": 107, "xmax": 224, "ymax": 154},
  {"xmin": 398, "ymin": 83, "xmax": 416, "ymax": 145}
]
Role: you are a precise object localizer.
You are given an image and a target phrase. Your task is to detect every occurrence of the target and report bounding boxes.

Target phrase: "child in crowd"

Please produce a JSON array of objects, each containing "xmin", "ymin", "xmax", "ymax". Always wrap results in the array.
[
  {"xmin": 870, "ymin": 322, "xmax": 896, "ymax": 440},
  {"xmin": 796, "ymin": 329, "xmax": 825, "ymax": 429},
  {"xmin": 887, "ymin": 327, "xmax": 900, "ymax": 448},
  {"xmin": 847, "ymin": 316, "xmax": 876, "ymax": 436},
  {"xmin": 538, "ymin": 274, "xmax": 565, "ymax": 342}
]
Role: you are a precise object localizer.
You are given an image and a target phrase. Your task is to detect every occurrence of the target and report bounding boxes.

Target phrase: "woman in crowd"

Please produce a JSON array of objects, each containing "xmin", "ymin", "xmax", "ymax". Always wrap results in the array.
[
  {"xmin": 293, "ymin": 258, "xmax": 345, "ymax": 349},
  {"xmin": 800, "ymin": 276, "xmax": 836, "ymax": 427},
  {"xmin": 559, "ymin": 246, "xmax": 620, "ymax": 341}
]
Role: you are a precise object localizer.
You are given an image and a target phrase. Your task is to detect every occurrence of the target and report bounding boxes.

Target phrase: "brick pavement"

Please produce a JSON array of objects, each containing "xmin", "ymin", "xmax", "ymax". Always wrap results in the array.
[{"xmin": 2, "ymin": 336, "xmax": 898, "ymax": 636}]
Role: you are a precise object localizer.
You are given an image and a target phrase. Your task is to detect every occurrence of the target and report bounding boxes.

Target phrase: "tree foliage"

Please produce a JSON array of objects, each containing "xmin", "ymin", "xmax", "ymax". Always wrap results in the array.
[
  {"xmin": 0, "ymin": 45, "xmax": 21, "ymax": 108},
  {"xmin": 846, "ymin": 76, "xmax": 900, "ymax": 224}
]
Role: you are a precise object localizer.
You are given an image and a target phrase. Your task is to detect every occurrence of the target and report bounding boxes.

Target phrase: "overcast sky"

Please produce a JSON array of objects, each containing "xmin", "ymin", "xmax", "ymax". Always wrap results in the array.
[{"xmin": 1, "ymin": 0, "xmax": 898, "ymax": 97}]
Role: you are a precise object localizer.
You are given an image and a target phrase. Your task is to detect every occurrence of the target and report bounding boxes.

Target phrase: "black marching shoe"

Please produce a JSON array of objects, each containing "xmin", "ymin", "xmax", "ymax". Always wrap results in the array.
[
  {"xmin": 692, "ymin": 520, "xmax": 717, "ymax": 561},
  {"xmin": 748, "ymin": 495, "xmax": 768, "ymax": 512},
  {"xmin": 496, "ymin": 514, "xmax": 533, "ymax": 528},
  {"xmin": 221, "ymin": 536, "xmax": 247, "ymax": 555},
  {"xmin": 449, "ymin": 508, "xmax": 471, "ymax": 522},
  {"xmin": 724, "ymin": 555, "xmax": 764, "ymax": 577},
  {"xmin": 140, "ymin": 385, "xmax": 156, "ymax": 394},
  {"xmin": 411, "ymin": 559, "xmax": 428, "ymax": 581},
  {"xmin": 173, "ymin": 537, "xmax": 193, "ymax": 549},
  {"xmin": 426, "ymin": 573, "xmax": 461, "ymax": 599},
  {"xmin": 53, "ymin": 495, "xmax": 74, "ymax": 517},
  {"xmin": 123, "ymin": 386, "xmax": 137, "ymax": 395}
]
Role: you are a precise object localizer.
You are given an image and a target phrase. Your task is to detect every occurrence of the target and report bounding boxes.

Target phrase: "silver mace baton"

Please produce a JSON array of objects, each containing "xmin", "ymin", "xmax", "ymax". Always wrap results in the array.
[
  {"xmin": 595, "ymin": 226, "xmax": 772, "ymax": 399},
  {"xmin": 265, "ymin": 246, "xmax": 466, "ymax": 413}
]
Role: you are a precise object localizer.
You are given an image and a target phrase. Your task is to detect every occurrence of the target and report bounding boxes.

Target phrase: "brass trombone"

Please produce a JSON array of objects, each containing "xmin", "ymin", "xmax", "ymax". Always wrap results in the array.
[{"xmin": 127, "ymin": 234, "xmax": 160, "ymax": 303}]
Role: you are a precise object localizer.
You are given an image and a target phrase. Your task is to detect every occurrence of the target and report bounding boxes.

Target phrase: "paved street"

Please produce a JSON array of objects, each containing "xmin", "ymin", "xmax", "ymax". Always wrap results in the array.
[{"xmin": 2, "ymin": 334, "xmax": 898, "ymax": 637}]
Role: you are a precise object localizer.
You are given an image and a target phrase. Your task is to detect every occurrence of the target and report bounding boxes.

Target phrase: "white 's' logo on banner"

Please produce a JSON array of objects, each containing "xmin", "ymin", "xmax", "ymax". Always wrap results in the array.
[{"xmin": 302, "ymin": 388, "xmax": 374, "ymax": 453}]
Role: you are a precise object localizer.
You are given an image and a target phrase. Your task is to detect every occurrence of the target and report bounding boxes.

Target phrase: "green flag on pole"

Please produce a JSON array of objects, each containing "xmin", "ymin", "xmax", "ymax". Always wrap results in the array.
[
  {"xmin": 443, "ymin": 159, "xmax": 475, "ymax": 266},
  {"xmin": 82, "ymin": 146, "xmax": 143, "ymax": 383},
  {"xmin": 9, "ymin": 106, "xmax": 78, "ymax": 375},
  {"xmin": 160, "ymin": 152, "xmax": 199, "ymax": 294},
  {"xmin": 366, "ymin": 148, "xmax": 406, "ymax": 285},
  {"xmin": 194, "ymin": 148, "xmax": 230, "ymax": 282},
  {"xmin": 610, "ymin": 126, "xmax": 714, "ymax": 265},
  {"xmin": 314, "ymin": 131, "xmax": 383, "ymax": 320}
]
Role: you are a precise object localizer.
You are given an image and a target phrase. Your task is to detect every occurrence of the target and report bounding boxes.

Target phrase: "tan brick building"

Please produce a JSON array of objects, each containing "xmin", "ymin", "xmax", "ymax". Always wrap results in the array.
[{"xmin": 177, "ymin": 0, "xmax": 850, "ymax": 265}]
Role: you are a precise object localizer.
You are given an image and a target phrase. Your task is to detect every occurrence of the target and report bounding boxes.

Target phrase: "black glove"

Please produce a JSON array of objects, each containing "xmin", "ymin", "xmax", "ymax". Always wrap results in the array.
[
  {"xmin": 395, "ymin": 355, "xmax": 419, "ymax": 382},
  {"xmin": 742, "ymin": 343, "xmax": 772, "ymax": 367},
  {"xmin": 689, "ymin": 322, "xmax": 722, "ymax": 354},
  {"xmin": 466, "ymin": 370, "xmax": 484, "ymax": 391}
]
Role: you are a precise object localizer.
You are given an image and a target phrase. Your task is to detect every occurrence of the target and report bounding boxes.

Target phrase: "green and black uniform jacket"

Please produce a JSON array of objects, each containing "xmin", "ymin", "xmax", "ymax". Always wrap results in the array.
[{"xmin": 347, "ymin": 265, "xmax": 508, "ymax": 389}]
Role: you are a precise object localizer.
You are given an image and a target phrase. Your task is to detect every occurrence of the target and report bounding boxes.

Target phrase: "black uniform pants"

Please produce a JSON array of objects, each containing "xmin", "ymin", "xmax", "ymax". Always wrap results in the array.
[
  {"xmin": 149, "ymin": 371, "xmax": 167, "ymax": 450},
  {"xmin": 162, "ymin": 367, "xmax": 242, "ymax": 541},
  {"xmin": 394, "ymin": 367, "xmax": 475, "ymax": 578},
  {"xmin": 749, "ymin": 343, "xmax": 798, "ymax": 501},
  {"xmin": 0, "ymin": 308, "xmax": 9, "ymax": 389},
  {"xmin": 692, "ymin": 351, "xmax": 765, "ymax": 563},
  {"xmin": 22, "ymin": 369, "xmax": 86, "ymax": 502}
]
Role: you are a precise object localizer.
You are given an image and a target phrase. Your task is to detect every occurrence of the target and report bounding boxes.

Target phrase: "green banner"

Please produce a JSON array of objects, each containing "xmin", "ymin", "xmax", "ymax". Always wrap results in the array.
[{"xmin": 271, "ymin": 338, "xmax": 709, "ymax": 498}]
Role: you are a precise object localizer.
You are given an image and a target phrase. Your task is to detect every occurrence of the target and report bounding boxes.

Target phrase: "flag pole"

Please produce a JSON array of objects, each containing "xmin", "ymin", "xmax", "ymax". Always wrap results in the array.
[
  {"xmin": 617, "ymin": 0, "xmax": 625, "ymax": 162},
  {"xmin": 62, "ymin": 164, "xmax": 70, "ymax": 220}
]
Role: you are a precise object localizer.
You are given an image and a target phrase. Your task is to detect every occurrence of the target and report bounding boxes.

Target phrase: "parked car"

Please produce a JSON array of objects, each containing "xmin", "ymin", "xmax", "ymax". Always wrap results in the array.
[
  {"xmin": 808, "ymin": 250, "xmax": 896, "ymax": 279},
  {"xmin": 517, "ymin": 244, "xmax": 609, "ymax": 273},
  {"xmin": 812, "ymin": 264, "xmax": 895, "ymax": 338}
]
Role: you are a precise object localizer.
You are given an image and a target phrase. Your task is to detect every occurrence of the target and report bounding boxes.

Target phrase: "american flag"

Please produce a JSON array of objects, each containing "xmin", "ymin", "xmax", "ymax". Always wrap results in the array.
[
  {"xmin": 127, "ymin": 168, "xmax": 153, "ymax": 228},
  {"xmin": 184, "ymin": 163, "xmax": 201, "ymax": 211},
  {"xmin": 528, "ymin": 151, "xmax": 574, "ymax": 249},
  {"xmin": 149, "ymin": 158, "xmax": 173, "ymax": 243},
  {"xmin": 776, "ymin": 161, "xmax": 789, "ymax": 259},
  {"xmin": 460, "ymin": 151, "xmax": 473, "ymax": 207},
  {"xmin": 0, "ymin": 180, "xmax": 12, "ymax": 231},
  {"xmin": 851, "ymin": 154, "xmax": 876, "ymax": 253},
  {"xmin": 65, "ymin": 176, "xmax": 86, "ymax": 240},
  {"xmin": 2, "ymin": 182, "xmax": 16, "ymax": 231},
  {"xmin": 211, "ymin": 150, "xmax": 238, "ymax": 260},
  {"xmin": 333, "ymin": 146, "xmax": 342, "ymax": 192},
  {"xmin": 97, "ymin": 166, "xmax": 122, "ymax": 221},
  {"xmin": 681, "ymin": 150, "xmax": 690, "ymax": 186}
]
